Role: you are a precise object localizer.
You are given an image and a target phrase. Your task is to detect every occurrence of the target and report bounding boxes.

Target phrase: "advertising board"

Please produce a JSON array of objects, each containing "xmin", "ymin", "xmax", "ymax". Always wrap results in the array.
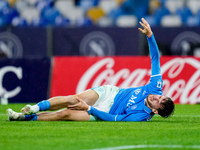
[
  {"xmin": 0, "ymin": 58, "xmax": 50, "ymax": 103},
  {"xmin": 51, "ymin": 56, "xmax": 200, "ymax": 104}
]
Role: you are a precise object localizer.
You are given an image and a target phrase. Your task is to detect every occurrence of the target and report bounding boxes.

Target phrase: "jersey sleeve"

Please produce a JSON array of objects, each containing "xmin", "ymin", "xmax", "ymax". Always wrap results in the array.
[
  {"xmin": 147, "ymin": 34, "xmax": 161, "ymax": 76},
  {"xmin": 146, "ymin": 34, "xmax": 163, "ymax": 95},
  {"xmin": 88, "ymin": 106, "xmax": 150, "ymax": 121}
]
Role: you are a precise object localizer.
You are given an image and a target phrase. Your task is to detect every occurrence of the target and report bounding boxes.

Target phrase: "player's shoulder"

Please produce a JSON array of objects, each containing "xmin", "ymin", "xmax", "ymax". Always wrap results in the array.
[{"xmin": 146, "ymin": 75, "xmax": 163, "ymax": 93}]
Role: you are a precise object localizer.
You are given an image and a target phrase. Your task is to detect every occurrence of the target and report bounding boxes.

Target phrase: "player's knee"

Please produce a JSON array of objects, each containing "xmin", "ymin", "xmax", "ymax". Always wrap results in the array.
[
  {"xmin": 64, "ymin": 95, "xmax": 77, "ymax": 106},
  {"xmin": 57, "ymin": 109, "xmax": 71, "ymax": 120}
]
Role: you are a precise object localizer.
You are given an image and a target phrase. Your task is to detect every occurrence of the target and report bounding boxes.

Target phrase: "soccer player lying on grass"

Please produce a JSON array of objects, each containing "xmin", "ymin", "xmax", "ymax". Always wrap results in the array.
[{"xmin": 7, "ymin": 18, "xmax": 174, "ymax": 122}]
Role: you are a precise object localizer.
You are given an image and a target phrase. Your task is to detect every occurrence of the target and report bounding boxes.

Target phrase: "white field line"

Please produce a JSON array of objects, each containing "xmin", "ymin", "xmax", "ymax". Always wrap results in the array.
[{"xmin": 88, "ymin": 145, "xmax": 200, "ymax": 150}]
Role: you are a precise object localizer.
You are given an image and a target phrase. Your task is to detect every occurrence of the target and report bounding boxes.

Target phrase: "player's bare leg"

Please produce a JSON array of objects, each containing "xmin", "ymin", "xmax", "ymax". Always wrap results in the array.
[
  {"xmin": 7, "ymin": 108, "xmax": 90, "ymax": 121},
  {"xmin": 36, "ymin": 109, "xmax": 90, "ymax": 121},
  {"xmin": 21, "ymin": 89, "xmax": 99, "ymax": 115},
  {"xmin": 48, "ymin": 89, "xmax": 99, "ymax": 110}
]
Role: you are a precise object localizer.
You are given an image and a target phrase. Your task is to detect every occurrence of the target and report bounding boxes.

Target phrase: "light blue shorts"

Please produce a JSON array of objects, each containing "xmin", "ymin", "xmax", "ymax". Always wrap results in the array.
[{"xmin": 90, "ymin": 85, "xmax": 119, "ymax": 121}]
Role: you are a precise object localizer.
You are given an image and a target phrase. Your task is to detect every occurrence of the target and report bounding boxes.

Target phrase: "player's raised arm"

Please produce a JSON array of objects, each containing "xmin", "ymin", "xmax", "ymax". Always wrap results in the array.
[{"xmin": 138, "ymin": 18, "xmax": 161, "ymax": 76}]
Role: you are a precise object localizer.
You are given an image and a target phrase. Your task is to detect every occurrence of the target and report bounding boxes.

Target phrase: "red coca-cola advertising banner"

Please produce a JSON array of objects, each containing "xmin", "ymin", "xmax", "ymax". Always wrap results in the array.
[{"xmin": 51, "ymin": 57, "xmax": 200, "ymax": 104}]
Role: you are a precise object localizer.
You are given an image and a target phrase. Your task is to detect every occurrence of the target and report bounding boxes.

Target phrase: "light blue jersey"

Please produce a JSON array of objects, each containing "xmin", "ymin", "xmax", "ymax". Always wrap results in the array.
[{"xmin": 88, "ymin": 34, "xmax": 163, "ymax": 121}]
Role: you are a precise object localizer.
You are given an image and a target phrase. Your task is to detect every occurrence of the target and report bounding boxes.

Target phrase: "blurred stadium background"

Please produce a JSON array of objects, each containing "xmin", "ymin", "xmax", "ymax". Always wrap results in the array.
[
  {"xmin": 0, "ymin": 0, "xmax": 200, "ymax": 104},
  {"xmin": 1, "ymin": 0, "xmax": 200, "ymax": 28}
]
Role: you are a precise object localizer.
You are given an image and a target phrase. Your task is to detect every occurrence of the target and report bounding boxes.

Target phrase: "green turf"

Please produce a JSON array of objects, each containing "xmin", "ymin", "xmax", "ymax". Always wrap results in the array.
[{"xmin": 0, "ymin": 104, "xmax": 200, "ymax": 150}]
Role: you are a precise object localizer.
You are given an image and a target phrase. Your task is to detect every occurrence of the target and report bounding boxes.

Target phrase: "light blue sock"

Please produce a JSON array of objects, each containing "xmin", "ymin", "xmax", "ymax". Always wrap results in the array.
[
  {"xmin": 37, "ymin": 100, "xmax": 50, "ymax": 111},
  {"xmin": 25, "ymin": 114, "xmax": 38, "ymax": 121}
]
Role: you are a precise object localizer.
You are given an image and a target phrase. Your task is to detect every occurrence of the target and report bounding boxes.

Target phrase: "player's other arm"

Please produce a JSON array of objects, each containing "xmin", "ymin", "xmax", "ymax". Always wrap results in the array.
[
  {"xmin": 138, "ymin": 18, "xmax": 161, "ymax": 76},
  {"xmin": 88, "ymin": 107, "xmax": 149, "ymax": 121}
]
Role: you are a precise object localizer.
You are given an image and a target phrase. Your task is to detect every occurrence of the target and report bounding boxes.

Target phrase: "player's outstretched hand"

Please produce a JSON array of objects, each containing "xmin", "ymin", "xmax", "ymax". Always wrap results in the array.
[
  {"xmin": 138, "ymin": 18, "xmax": 153, "ymax": 38},
  {"xmin": 67, "ymin": 97, "xmax": 89, "ymax": 111}
]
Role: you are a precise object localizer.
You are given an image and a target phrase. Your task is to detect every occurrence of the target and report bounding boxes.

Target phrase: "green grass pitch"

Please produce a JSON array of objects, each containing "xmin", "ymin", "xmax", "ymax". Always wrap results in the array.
[{"xmin": 0, "ymin": 104, "xmax": 200, "ymax": 150}]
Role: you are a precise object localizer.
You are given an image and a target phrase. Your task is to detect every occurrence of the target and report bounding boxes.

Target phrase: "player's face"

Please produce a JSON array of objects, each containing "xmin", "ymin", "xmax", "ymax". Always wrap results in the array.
[{"xmin": 146, "ymin": 94, "xmax": 167, "ymax": 110}]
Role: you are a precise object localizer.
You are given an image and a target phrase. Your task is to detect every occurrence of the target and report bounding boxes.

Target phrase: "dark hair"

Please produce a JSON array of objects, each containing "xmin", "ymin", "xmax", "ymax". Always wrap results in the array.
[{"xmin": 157, "ymin": 97, "xmax": 175, "ymax": 118}]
